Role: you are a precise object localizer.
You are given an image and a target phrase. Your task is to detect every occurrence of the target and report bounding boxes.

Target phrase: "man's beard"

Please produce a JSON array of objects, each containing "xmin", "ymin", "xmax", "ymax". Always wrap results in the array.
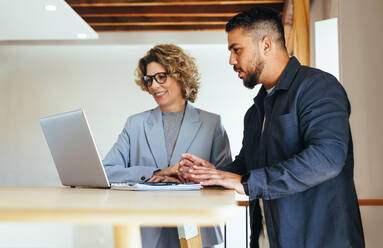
[{"xmin": 243, "ymin": 59, "xmax": 264, "ymax": 89}]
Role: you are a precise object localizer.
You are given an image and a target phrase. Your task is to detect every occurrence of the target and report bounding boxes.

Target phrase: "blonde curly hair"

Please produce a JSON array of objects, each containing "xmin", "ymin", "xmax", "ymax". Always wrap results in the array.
[{"xmin": 135, "ymin": 44, "xmax": 200, "ymax": 103}]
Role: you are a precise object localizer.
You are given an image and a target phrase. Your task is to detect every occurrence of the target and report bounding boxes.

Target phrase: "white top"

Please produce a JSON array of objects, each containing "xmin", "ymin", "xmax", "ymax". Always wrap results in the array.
[{"xmin": 258, "ymin": 86, "xmax": 274, "ymax": 248}]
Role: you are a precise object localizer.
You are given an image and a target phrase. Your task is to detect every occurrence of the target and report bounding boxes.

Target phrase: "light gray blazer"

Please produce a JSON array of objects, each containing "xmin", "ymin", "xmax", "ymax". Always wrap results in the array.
[{"xmin": 103, "ymin": 103, "xmax": 232, "ymax": 248}]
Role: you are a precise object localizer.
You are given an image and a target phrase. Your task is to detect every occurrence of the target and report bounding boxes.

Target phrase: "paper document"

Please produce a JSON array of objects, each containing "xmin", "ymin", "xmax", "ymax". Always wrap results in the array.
[{"xmin": 111, "ymin": 182, "xmax": 202, "ymax": 191}]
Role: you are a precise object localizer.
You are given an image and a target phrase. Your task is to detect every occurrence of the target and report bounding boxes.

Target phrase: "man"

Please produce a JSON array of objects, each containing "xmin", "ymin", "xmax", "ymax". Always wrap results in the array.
[{"xmin": 179, "ymin": 7, "xmax": 365, "ymax": 248}]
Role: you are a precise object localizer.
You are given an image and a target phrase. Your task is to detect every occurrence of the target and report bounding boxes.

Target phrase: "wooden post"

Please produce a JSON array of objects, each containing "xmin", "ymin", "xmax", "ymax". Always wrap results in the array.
[
  {"xmin": 178, "ymin": 225, "xmax": 202, "ymax": 248},
  {"xmin": 293, "ymin": 0, "xmax": 310, "ymax": 66},
  {"xmin": 114, "ymin": 224, "xmax": 142, "ymax": 248},
  {"xmin": 282, "ymin": 0, "xmax": 294, "ymax": 56}
]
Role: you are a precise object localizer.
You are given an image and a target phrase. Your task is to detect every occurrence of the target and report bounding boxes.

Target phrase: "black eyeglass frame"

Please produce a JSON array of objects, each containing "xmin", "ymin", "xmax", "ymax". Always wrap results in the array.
[{"xmin": 142, "ymin": 72, "xmax": 169, "ymax": 88}]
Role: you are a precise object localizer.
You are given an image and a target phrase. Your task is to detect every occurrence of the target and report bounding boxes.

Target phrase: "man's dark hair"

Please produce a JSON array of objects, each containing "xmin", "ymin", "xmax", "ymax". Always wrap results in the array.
[{"xmin": 226, "ymin": 7, "xmax": 286, "ymax": 48}]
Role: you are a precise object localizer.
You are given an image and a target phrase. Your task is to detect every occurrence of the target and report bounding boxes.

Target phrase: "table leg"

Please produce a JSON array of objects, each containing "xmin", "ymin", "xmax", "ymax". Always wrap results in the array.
[
  {"xmin": 114, "ymin": 224, "xmax": 141, "ymax": 248},
  {"xmin": 178, "ymin": 225, "xmax": 202, "ymax": 248}
]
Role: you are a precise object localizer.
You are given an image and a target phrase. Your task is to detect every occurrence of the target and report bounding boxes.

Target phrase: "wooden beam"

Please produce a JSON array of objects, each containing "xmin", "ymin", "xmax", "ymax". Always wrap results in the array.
[
  {"xmin": 83, "ymin": 16, "xmax": 231, "ymax": 23},
  {"xmin": 90, "ymin": 21, "xmax": 227, "ymax": 26},
  {"xmin": 359, "ymin": 199, "xmax": 383, "ymax": 206},
  {"xmin": 293, "ymin": 0, "xmax": 310, "ymax": 66},
  {"xmin": 81, "ymin": 13, "xmax": 238, "ymax": 17},
  {"xmin": 89, "ymin": 22, "xmax": 226, "ymax": 27},
  {"xmin": 67, "ymin": 0, "xmax": 284, "ymax": 7},
  {"xmin": 71, "ymin": 4, "xmax": 284, "ymax": 15},
  {"xmin": 92, "ymin": 25, "xmax": 227, "ymax": 31},
  {"xmin": 236, "ymin": 199, "xmax": 383, "ymax": 207},
  {"xmin": 65, "ymin": 0, "xmax": 285, "ymax": 32}
]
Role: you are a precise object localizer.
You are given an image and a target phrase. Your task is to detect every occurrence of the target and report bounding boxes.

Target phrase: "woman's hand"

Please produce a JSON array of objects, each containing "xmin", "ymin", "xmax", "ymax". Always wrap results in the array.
[
  {"xmin": 146, "ymin": 163, "xmax": 183, "ymax": 183},
  {"xmin": 158, "ymin": 162, "xmax": 180, "ymax": 177},
  {"xmin": 146, "ymin": 175, "xmax": 182, "ymax": 184}
]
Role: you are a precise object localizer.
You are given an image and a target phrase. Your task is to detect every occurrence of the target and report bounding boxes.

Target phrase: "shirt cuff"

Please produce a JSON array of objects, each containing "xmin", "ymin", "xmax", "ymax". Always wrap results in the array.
[
  {"xmin": 241, "ymin": 173, "xmax": 250, "ymax": 195},
  {"xmin": 248, "ymin": 169, "xmax": 266, "ymax": 200},
  {"xmin": 242, "ymin": 181, "xmax": 249, "ymax": 195}
]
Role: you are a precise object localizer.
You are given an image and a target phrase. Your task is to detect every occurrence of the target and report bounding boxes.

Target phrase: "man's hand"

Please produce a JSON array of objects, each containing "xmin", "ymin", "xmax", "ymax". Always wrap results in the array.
[
  {"xmin": 188, "ymin": 166, "xmax": 245, "ymax": 194},
  {"xmin": 179, "ymin": 153, "xmax": 215, "ymax": 182},
  {"xmin": 179, "ymin": 153, "xmax": 245, "ymax": 194}
]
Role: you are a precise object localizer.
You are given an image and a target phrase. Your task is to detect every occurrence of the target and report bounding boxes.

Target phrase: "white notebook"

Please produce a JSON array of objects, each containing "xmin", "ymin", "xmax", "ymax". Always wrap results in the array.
[{"xmin": 111, "ymin": 182, "xmax": 202, "ymax": 191}]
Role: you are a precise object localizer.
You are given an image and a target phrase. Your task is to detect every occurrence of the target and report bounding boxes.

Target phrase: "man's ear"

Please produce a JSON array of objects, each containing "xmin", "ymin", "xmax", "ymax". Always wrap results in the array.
[{"xmin": 261, "ymin": 35, "xmax": 273, "ymax": 56}]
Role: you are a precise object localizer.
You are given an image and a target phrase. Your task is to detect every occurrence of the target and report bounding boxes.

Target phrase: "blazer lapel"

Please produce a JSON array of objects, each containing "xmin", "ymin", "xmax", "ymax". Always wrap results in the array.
[
  {"xmin": 144, "ymin": 107, "xmax": 168, "ymax": 169},
  {"xmin": 170, "ymin": 103, "xmax": 202, "ymax": 165}
]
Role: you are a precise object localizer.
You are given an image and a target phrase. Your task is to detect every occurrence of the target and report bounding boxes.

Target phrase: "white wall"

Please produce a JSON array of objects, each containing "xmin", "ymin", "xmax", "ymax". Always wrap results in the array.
[
  {"xmin": 0, "ymin": 31, "xmax": 255, "ymax": 247},
  {"xmin": 339, "ymin": 0, "xmax": 383, "ymax": 247},
  {"xmin": 311, "ymin": 0, "xmax": 383, "ymax": 247},
  {"xmin": 339, "ymin": 0, "xmax": 383, "ymax": 199}
]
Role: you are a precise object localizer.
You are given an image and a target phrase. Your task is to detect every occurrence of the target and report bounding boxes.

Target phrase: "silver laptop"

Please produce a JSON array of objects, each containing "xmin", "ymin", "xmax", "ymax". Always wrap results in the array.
[
  {"xmin": 40, "ymin": 109, "xmax": 201, "ymax": 191},
  {"xmin": 40, "ymin": 109, "xmax": 110, "ymax": 188}
]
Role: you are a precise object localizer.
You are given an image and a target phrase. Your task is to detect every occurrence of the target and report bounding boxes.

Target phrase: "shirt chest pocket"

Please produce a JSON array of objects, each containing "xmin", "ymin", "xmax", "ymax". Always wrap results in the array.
[
  {"xmin": 274, "ymin": 112, "xmax": 297, "ymax": 128},
  {"xmin": 269, "ymin": 113, "xmax": 302, "ymax": 156}
]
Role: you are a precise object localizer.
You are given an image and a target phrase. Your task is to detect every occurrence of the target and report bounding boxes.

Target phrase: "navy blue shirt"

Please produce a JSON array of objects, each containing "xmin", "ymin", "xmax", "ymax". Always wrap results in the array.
[{"xmin": 219, "ymin": 57, "xmax": 364, "ymax": 248}]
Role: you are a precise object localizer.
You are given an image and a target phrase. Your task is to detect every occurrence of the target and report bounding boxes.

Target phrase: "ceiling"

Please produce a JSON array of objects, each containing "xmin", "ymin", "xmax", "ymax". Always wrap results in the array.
[
  {"xmin": 66, "ymin": 0, "xmax": 285, "ymax": 32},
  {"xmin": 0, "ymin": 0, "xmax": 98, "ymax": 40}
]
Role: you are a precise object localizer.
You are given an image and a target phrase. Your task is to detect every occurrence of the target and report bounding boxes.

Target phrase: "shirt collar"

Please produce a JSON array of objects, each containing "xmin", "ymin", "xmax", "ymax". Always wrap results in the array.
[
  {"xmin": 253, "ymin": 56, "xmax": 301, "ymax": 104},
  {"xmin": 273, "ymin": 56, "xmax": 301, "ymax": 92}
]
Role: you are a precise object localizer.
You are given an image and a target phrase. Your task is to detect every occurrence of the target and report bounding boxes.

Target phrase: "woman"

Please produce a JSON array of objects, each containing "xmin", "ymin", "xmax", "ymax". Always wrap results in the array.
[{"xmin": 103, "ymin": 44, "xmax": 232, "ymax": 248}]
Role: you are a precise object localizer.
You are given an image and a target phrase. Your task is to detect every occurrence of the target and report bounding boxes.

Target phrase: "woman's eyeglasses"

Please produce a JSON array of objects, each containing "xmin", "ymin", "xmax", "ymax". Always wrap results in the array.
[{"xmin": 143, "ymin": 72, "xmax": 168, "ymax": 88}]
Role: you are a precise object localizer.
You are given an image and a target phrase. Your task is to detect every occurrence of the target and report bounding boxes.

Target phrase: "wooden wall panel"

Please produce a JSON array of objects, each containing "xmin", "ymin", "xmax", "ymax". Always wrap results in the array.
[{"xmin": 293, "ymin": 0, "xmax": 310, "ymax": 65}]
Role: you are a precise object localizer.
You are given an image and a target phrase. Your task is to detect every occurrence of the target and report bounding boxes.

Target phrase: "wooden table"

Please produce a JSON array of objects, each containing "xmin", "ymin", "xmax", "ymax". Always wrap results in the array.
[{"xmin": 0, "ymin": 187, "xmax": 236, "ymax": 248}]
